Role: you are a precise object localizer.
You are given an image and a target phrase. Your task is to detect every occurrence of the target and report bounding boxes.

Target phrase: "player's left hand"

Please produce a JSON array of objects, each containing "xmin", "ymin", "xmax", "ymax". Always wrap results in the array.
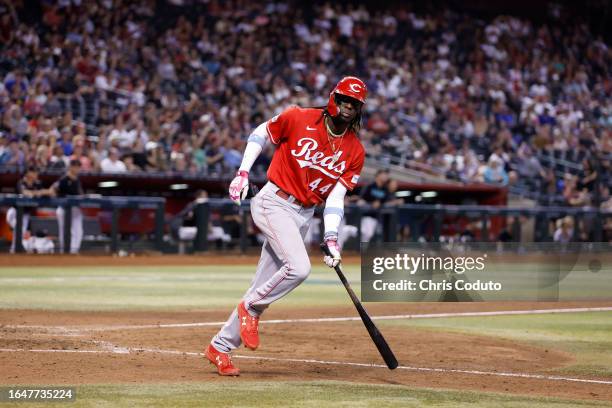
[
  {"xmin": 229, "ymin": 170, "xmax": 249, "ymax": 205},
  {"xmin": 323, "ymin": 237, "xmax": 341, "ymax": 268}
]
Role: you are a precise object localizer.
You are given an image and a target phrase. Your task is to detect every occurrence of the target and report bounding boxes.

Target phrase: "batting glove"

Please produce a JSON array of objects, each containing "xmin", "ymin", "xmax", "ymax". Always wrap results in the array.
[
  {"xmin": 324, "ymin": 236, "xmax": 342, "ymax": 268},
  {"xmin": 229, "ymin": 170, "xmax": 249, "ymax": 205}
]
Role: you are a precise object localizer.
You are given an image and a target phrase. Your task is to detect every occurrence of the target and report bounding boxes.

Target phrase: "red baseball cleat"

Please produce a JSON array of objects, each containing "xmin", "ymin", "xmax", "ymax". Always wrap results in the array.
[
  {"xmin": 238, "ymin": 301, "xmax": 260, "ymax": 350},
  {"xmin": 204, "ymin": 344, "xmax": 240, "ymax": 376}
]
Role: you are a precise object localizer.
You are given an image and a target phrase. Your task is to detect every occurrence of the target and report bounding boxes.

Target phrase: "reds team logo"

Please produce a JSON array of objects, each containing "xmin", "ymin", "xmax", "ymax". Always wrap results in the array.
[
  {"xmin": 290, "ymin": 138, "xmax": 346, "ymax": 178},
  {"xmin": 349, "ymin": 83, "xmax": 363, "ymax": 93}
]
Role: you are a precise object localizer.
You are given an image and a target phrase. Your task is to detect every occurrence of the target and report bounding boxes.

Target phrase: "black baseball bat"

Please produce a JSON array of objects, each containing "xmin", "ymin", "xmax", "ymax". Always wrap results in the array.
[{"xmin": 320, "ymin": 243, "xmax": 398, "ymax": 370}]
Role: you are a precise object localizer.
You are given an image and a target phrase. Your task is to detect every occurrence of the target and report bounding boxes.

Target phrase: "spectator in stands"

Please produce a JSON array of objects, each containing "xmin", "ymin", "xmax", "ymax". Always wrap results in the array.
[
  {"xmin": 52, "ymin": 160, "xmax": 84, "ymax": 254},
  {"xmin": 129, "ymin": 137, "xmax": 149, "ymax": 170},
  {"xmin": 600, "ymin": 186, "xmax": 612, "ymax": 242},
  {"xmin": 553, "ymin": 216, "xmax": 574, "ymax": 244},
  {"xmin": 446, "ymin": 160, "xmax": 461, "ymax": 181},
  {"xmin": 122, "ymin": 154, "xmax": 141, "ymax": 172},
  {"xmin": 171, "ymin": 152, "xmax": 188, "ymax": 173},
  {"xmin": 600, "ymin": 185, "xmax": 612, "ymax": 212},
  {"xmin": 49, "ymin": 145, "xmax": 67, "ymax": 169},
  {"xmin": 563, "ymin": 173, "xmax": 591, "ymax": 207},
  {"xmin": 204, "ymin": 138, "xmax": 224, "ymax": 174},
  {"xmin": 146, "ymin": 143, "xmax": 169, "ymax": 172},
  {"xmin": 108, "ymin": 115, "xmax": 137, "ymax": 149},
  {"xmin": 578, "ymin": 158, "xmax": 598, "ymax": 193},
  {"xmin": 0, "ymin": 134, "xmax": 7, "ymax": 157},
  {"xmin": 0, "ymin": 0, "xmax": 609, "ymax": 210},
  {"xmin": 516, "ymin": 144, "xmax": 544, "ymax": 180},
  {"xmin": 460, "ymin": 154, "xmax": 480, "ymax": 183},
  {"xmin": 33, "ymin": 144, "xmax": 50, "ymax": 169},
  {"xmin": 0, "ymin": 7, "xmax": 16, "ymax": 46},
  {"xmin": 0, "ymin": 138, "xmax": 25, "ymax": 168},
  {"xmin": 483, "ymin": 156, "xmax": 509, "ymax": 185},
  {"xmin": 57, "ymin": 128, "xmax": 74, "ymax": 157},
  {"xmin": 100, "ymin": 147, "xmax": 127, "ymax": 173},
  {"xmin": 70, "ymin": 136, "xmax": 94, "ymax": 171},
  {"xmin": 221, "ymin": 139, "xmax": 243, "ymax": 171}
]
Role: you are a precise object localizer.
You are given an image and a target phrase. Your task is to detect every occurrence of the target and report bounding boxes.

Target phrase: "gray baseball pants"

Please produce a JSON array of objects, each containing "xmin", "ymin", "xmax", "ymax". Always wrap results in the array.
[{"xmin": 212, "ymin": 182, "xmax": 315, "ymax": 353}]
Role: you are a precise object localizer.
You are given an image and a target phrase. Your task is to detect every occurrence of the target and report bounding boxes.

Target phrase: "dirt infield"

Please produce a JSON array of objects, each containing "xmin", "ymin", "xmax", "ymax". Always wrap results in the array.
[
  {"xmin": 1, "ymin": 254, "xmax": 612, "ymax": 401},
  {"xmin": 1, "ymin": 304, "xmax": 612, "ymax": 402}
]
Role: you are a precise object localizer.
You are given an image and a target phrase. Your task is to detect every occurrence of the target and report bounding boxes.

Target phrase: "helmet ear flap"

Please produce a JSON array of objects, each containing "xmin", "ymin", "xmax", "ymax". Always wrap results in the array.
[{"xmin": 326, "ymin": 92, "xmax": 339, "ymax": 116}]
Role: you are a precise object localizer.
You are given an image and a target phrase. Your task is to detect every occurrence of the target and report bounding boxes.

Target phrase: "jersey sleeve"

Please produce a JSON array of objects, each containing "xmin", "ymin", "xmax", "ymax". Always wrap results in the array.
[
  {"xmin": 265, "ymin": 106, "xmax": 297, "ymax": 145},
  {"xmin": 338, "ymin": 145, "xmax": 365, "ymax": 191}
]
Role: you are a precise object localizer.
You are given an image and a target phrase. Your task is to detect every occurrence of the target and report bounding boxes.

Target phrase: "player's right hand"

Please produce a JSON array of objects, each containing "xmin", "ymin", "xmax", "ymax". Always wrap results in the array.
[
  {"xmin": 323, "ymin": 237, "xmax": 342, "ymax": 268},
  {"xmin": 229, "ymin": 170, "xmax": 249, "ymax": 205}
]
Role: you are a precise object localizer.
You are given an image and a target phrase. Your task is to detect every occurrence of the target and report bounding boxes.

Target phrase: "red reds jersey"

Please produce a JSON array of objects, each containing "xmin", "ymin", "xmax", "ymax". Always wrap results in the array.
[{"xmin": 266, "ymin": 106, "xmax": 365, "ymax": 206}]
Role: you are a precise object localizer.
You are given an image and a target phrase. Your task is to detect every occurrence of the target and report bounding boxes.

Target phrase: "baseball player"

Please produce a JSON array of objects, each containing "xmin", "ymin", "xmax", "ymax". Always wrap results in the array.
[
  {"xmin": 52, "ymin": 159, "xmax": 84, "ymax": 254},
  {"xmin": 7, "ymin": 166, "xmax": 55, "ymax": 252},
  {"xmin": 204, "ymin": 77, "xmax": 367, "ymax": 376}
]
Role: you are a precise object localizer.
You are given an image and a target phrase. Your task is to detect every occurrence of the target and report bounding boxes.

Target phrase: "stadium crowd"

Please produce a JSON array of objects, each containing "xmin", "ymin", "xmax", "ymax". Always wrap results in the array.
[{"xmin": 0, "ymin": 0, "xmax": 610, "ymax": 208}]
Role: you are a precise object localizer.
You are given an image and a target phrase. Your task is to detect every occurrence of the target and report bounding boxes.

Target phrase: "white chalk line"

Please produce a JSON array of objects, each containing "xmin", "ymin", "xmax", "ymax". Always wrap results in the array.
[
  {"xmin": 1, "ymin": 346, "xmax": 611, "ymax": 386},
  {"xmin": 6, "ymin": 306, "xmax": 612, "ymax": 332}
]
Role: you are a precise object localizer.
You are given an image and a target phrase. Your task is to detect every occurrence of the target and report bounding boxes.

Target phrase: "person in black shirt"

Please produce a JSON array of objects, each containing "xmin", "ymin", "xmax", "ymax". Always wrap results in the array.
[
  {"xmin": 17, "ymin": 168, "xmax": 55, "ymax": 198},
  {"xmin": 578, "ymin": 158, "xmax": 598, "ymax": 194},
  {"xmin": 7, "ymin": 167, "xmax": 55, "ymax": 252},
  {"xmin": 358, "ymin": 169, "xmax": 391, "ymax": 242},
  {"xmin": 361, "ymin": 170, "xmax": 391, "ymax": 207},
  {"xmin": 52, "ymin": 160, "xmax": 84, "ymax": 254}
]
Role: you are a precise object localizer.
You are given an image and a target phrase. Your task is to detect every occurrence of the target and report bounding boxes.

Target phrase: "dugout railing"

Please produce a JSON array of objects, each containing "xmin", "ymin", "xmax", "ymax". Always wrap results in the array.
[
  {"xmin": 2, "ymin": 196, "xmax": 611, "ymax": 254},
  {"xmin": 190, "ymin": 200, "xmax": 612, "ymax": 254},
  {"xmin": 0, "ymin": 195, "xmax": 165, "ymax": 254}
]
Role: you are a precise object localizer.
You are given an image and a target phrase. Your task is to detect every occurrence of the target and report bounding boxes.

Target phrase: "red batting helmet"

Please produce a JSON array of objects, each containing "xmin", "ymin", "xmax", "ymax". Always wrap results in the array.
[{"xmin": 326, "ymin": 76, "xmax": 367, "ymax": 117}]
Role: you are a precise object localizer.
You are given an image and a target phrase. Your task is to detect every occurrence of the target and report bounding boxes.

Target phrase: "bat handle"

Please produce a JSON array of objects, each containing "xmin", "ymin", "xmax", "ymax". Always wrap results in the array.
[{"xmin": 320, "ymin": 242, "xmax": 332, "ymax": 257}]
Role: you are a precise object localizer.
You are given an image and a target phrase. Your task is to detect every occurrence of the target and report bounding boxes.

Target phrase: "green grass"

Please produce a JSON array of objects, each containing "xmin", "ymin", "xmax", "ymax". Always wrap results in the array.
[
  {"xmin": 382, "ymin": 312, "xmax": 612, "ymax": 377},
  {"xmin": 0, "ymin": 265, "xmax": 360, "ymax": 311},
  {"xmin": 1, "ymin": 264, "xmax": 611, "ymax": 406},
  {"xmin": 3, "ymin": 382, "xmax": 611, "ymax": 408},
  {"xmin": 1, "ymin": 265, "xmax": 611, "ymax": 379}
]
